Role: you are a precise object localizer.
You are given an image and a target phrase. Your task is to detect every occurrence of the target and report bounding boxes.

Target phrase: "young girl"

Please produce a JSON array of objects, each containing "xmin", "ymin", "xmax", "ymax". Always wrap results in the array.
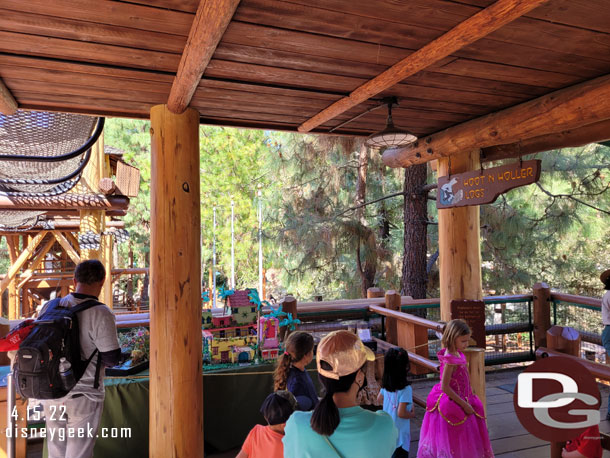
[
  {"xmin": 377, "ymin": 348, "xmax": 415, "ymax": 458},
  {"xmin": 417, "ymin": 319, "xmax": 494, "ymax": 458},
  {"xmin": 273, "ymin": 331, "xmax": 318, "ymax": 410}
]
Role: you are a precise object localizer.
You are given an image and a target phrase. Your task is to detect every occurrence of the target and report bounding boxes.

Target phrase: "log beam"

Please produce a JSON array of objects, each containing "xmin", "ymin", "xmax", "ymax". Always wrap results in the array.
[
  {"xmin": 481, "ymin": 118, "xmax": 610, "ymax": 162},
  {"xmin": 150, "ymin": 105, "xmax": 202, "ymax": 457},
  {"xmin": 52, "ymin": 232, "xmax": 80, "ymax": 265},
  {"xmin": 0, "ymin": 231, "xmax": 47, "ymax": 294},
  {"xmin": 383, "ymin": 73, "xmax": 610, "ymax": 168},
  {"xmin": 167, "ymin": 0, "xmax": 240, "ymax": 114},
  {"xmin": 0, "ymin": 195, "xmax": 129, "ymax": 211},
  {"xmin": 438, "ymin": 151, "xmax": 482, "ymax": 320},
  {"xmin": 16, "ymin": 236, "xmax": 56, "ymax": 289},
  {"xmin": 298, "ymin": 0, "xmax": 549, "ymax": 133},
  {"xmin": 0, "ymin": 77, "xmax": 17, "ymax": 115}
]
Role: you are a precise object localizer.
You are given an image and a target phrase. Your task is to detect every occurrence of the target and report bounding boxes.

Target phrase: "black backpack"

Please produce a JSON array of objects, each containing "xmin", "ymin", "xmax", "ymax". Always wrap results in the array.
[{"xmin": 14, "ymin": 297, "xmax": 102, "ymax": 399}]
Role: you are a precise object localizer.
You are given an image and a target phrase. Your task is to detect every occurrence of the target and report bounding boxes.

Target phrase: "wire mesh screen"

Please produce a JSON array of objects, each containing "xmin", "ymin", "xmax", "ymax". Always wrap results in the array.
[
  {"xmin": 0, "ymin": 210, "xmax": 44, "ymax": 229},
  {"xmin": 404, "ymin": 299, "xmax": 534, "ymax": 365},
  {"xmin": 483, "ymin": 298, "xmax": 534, "ymax": 365},
  {"xmin": 0, "ymin": 110, "xmax": 99, "ymax": 194},
  {"xmin": 552, "ymin": 300, "xmax": 605, "ymax": 362}
]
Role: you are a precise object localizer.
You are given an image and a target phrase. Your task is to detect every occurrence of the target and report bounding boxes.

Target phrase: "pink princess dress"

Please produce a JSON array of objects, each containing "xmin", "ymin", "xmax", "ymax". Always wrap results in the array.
[{"xmin": 417, "ymin": 349, "xmax": 494, "ymax": 458}]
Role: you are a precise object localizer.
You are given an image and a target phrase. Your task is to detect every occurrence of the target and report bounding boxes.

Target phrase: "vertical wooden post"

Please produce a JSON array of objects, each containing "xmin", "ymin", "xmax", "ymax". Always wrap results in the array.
[
  {"xmin": 533, "ymin": 282, "xmax": 551, "ymax": 348},
  {"xmin": 384, "ymin": 290, "xmax": 400, "ymax": 345},
  {"xmin": 279, "ymin": 295, "xmax": 297, "ymax": 342},
  {"xmin": 79, "ymin": 131, "xmax": 112, "ymax": 306},
  {"xmin": 150, "ymin": 105, "xmax": 202, "ymax": 458},
  {"xmin": 437, "ymin": 151, "xmax": 483, "ymax": 321},
  {"xmin": 366, "ymin": 287, "xmax": 384, "ymax": 299},
  {"xmin": 6, "ymin": 236, "xmax": 18, "ymax": 319},
  {"xmin": 8, "ymin": 281, "xmax": 17, "ymax": 320},
  {"xmin": 464, "ymin": 348, "xmax": 486, "ymax": 415}
]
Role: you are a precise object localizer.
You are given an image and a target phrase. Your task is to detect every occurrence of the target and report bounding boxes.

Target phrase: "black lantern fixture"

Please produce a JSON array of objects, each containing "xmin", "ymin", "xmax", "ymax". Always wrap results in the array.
[{"xmin": 365, "ymin": 97, "xmax": 417, "ymax": 149}]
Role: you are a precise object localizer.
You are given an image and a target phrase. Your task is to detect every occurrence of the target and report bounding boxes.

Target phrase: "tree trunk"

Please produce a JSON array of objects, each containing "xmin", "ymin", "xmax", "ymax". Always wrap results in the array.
[
  {"xmin": 401, "ymin": 164, "xmax": 428, "ymax": 311},
  {"xmin": 355, "ymin": 144, "xmax": 377, "ymax": 297}
]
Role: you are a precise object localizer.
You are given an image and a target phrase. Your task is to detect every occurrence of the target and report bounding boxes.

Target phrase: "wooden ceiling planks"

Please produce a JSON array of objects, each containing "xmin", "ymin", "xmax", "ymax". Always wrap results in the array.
[
  {"xmin": 233, "ymin": 0, "xmax": 610, "ymax": 77},
  {"xmin": 0, "ymin": 0, "xmax": 609, "ymax": 140}
]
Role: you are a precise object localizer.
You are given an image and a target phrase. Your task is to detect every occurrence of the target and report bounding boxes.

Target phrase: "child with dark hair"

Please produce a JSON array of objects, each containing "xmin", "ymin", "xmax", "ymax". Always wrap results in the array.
[
  {"xmin": 273, "ymin": 331, "xmax": 318, "ymax": 410},
  {"xmin": 237, "ymin": 390, "xmax": 297, "ymax": 458},
  {"xmin": 377, "ymin": 348, "xmax": 414, "ymax": 458},
  {"xmin": 283, "ymin": 330, "xmax": 397, "ymax": 457}
]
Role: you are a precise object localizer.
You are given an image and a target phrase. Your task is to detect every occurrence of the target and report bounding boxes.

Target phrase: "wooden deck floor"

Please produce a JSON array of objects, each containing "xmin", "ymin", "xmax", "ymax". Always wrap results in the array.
[{"xmin": 409, "ymin": 367, "xmax": 610, "ymax": 457}]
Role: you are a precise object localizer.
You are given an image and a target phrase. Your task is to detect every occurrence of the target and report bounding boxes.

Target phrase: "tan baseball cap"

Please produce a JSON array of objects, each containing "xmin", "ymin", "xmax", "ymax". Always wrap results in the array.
[{"xmin": 316, "ymin": 330, "xmax": 375, "ymax": 380}]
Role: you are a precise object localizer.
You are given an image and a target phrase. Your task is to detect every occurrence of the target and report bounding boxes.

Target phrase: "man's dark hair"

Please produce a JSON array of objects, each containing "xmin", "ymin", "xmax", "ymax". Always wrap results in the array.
[
  {"xmin": 74, "ymin": 260, "xmax": 106, "ymax": 285},
  {"xmin": 605, "ymin": 279, "xmax": 610, "ymax": 290}
]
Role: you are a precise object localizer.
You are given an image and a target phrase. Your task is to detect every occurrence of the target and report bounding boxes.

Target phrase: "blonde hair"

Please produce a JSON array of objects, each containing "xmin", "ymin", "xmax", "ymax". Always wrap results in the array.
[{"xmin": 441, "ymin": 319, "xmax": 471, "ymax": 351}]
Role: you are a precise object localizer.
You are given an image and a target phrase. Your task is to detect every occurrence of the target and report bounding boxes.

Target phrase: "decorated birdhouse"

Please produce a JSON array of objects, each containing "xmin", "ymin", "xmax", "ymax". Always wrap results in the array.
[
  {"xmin": 212, "ymin": 315, "xmax": 232, "ymax": 329},
  {"xmin": 226, "ymin": 289, "xmax": 258, "ymax": 325},
  {"xmin": 259, "ymin": 315, "xmax": 280, "ymax": 350}
]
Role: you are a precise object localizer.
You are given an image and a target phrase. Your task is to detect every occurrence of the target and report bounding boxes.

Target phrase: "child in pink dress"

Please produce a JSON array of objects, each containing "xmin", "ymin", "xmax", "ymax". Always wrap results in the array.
[{"xmin": 417, "ymin": 319, "xmax": 494, "ymax": 458}]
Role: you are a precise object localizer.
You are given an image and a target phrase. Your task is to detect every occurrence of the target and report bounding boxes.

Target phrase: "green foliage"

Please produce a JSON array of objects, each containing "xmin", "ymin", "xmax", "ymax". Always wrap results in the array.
[
  {"xmin": 199, "ymin": 127, "xmax": 277, "ymax": 288},
  {"xmin": 477, "ymin": 144, "xmax": 610, "ymax": 295},
  {"xmin": 99, "ymin": 120, "xmax": 610, "ymax": 301},
  {"xmin": 265, "ymin": 134, "xmax": 404, "ymax": 299}
]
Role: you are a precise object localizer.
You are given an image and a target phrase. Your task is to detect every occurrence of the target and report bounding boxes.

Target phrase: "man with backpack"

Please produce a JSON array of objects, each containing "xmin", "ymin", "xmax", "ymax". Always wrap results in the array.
[{"xmin": 33, "ymin": 260, "xmax": 121, "ymax": 458}]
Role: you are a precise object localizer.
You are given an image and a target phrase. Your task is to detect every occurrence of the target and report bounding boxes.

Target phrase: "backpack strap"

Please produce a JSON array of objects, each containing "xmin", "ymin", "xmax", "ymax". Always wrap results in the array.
[{"xmin": 68, "ymin": 298, "xmax": 105, "ymax": 389}]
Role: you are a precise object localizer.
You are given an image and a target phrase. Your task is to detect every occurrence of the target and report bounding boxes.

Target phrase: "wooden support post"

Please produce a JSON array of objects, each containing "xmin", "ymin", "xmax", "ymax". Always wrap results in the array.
[
  {"xmin": 533, "ymin": 282, "xmax": 551, "ymax": 348},
  {"xmin": 438, "ymin": 150, "xmax": 483, "ymax": 322},
  {"xmin": 464, "ymin": 347, "xmax": 486, "ymax": 416},
  {"xmin": 79, "ymin": 132, "xmax": 113, "ymax": 306},
  {"xmin": 279, "ymin": 295, "xmax": 297, "ymax": 342},
  {"xmin": 0, "ymin": 231, "xmax": 47, "ymax": 295},
  {"xmin": 150, "ymin": 104, "xmax": 202, "ymax": 458},
  {"xmin": 384, "ymin": 290, "xmax": 400, "ymax": 346},
  {"xmin": 8, "ymin": 280, "xmax": 17, "ymax": 320},
  {"xmin": 366, "ymin": 287, "xmax": 384, "ymax": 299}
]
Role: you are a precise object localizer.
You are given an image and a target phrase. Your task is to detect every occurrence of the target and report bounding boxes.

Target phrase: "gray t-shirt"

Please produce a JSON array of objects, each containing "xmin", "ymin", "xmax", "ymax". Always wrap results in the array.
[{"xmin": 39, "ymin": 293, "xmax": 120, "ymax": 401}]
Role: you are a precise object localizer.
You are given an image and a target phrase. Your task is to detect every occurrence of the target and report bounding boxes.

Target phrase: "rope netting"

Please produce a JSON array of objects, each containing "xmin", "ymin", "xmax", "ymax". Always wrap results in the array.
[{"xmin": 0, "ymin": 110, "xmax": 104, "ymax": 229}]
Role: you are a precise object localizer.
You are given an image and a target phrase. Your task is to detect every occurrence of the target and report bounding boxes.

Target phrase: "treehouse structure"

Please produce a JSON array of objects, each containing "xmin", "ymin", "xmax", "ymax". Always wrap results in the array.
[{"xmin": 2, "ymin": 0, "xmax": 610, "ymax": 456}]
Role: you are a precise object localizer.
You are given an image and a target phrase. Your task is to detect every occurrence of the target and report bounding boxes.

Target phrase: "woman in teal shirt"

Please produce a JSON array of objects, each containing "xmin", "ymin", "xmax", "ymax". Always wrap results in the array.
[{"xmin": 283, "ymin": 330, "xmax": 397, "ymax": 458}]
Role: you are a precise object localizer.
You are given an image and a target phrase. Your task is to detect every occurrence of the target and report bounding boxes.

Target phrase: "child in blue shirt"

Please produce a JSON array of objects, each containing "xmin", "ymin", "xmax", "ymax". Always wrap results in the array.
[{"xmin": 377, "ymin": 348, "xmax": 414, "ymax": 458}]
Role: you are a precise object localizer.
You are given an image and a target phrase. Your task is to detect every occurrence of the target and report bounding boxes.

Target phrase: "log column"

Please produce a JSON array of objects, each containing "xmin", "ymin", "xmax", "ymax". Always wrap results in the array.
[
  {"xmin": 384, "ymin": 290, "xmax": 401, "ymax": 345},
  {"xmin": 438, "ymin": 150, "xmax": 483, "ymax": 321},
  {"xmin": 79, "ymin": 132, "xmax": 113, "ymax": 306},
  {"xmin": 150, "ymin": 105, "xmax": 202, "ymax": 458},
  {"xmin": 533, "ymin": 282, "xmax": 551, "ymax": 348}
]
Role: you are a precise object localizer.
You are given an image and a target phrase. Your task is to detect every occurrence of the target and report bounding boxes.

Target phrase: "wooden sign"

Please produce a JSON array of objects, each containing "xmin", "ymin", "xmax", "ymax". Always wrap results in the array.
[
  {"xmin": 437, "ymin": 159, "xmax": 541, "ymax": 208},
  {"xmin": 450, "ymin": 300, "xmax": 485, "ymax": 348}
]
